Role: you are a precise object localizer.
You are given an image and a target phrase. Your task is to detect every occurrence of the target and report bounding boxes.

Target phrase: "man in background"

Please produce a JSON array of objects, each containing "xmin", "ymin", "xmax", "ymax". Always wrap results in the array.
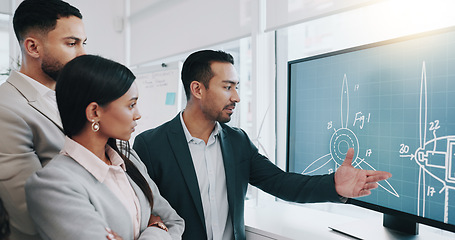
[
  {"xmin": 0, "ymin": 0, "xmax": 86, "ymax": 239},
  {"xmin": 133, "ymin": 50, "xmax": 392, "ymax": 240}
]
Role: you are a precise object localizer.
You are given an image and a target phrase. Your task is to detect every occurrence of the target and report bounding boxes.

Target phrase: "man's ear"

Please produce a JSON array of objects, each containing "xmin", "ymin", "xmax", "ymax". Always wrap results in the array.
[
  {"xmin": 190, "ymin": 81, "xmax": 203, "ymax": 100},
  {"xmin": 22, "ymin": 37, "xmax": 41, "ymax": 59},
  {"xmin": 86, "ymin": 102, "xmax": 101, "ymax": 123}
]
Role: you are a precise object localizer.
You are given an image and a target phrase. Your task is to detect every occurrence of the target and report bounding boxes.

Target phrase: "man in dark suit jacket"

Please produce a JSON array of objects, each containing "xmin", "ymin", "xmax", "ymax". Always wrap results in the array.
[{"xmin": 133, "ymin": 50, "xmax": 391, "ymax": 240}]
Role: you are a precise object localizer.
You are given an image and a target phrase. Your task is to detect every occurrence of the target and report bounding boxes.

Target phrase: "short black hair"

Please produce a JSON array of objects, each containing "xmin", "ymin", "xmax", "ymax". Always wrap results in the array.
[
  {"xmin": 13, "ymin": 0, "xmax": 82, "ymax": 42},
  {"xmin": 181, "ymin": 50, "xmax": 234, "ymax": 100}
]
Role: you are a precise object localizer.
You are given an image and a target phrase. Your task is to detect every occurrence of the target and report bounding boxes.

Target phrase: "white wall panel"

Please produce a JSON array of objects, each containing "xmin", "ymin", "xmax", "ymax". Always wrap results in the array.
[
  {"xmin": 265, "ymin": 0, "xmax": 380, "ymax": 32},
  {"xmin": 129, "ymin": 0, "xmax": 252, "ymax": 66},
  {"xmin": 66, "ymin": 0, "xmax": 126, "ymax": 64},
  {"xmin": 0, "ymin": 0, "xmax": 12, "ymax": 15}
]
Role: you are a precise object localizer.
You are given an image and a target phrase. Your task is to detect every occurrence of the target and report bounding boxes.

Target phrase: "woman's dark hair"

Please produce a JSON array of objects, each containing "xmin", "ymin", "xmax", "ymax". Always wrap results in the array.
[
  {"xmin": 56, "ymin": 54, "xmax": 153, "ymax": 208},
  {"xmin": 0, "ymin": 198, "xmax": 10, "ymax": 240}
]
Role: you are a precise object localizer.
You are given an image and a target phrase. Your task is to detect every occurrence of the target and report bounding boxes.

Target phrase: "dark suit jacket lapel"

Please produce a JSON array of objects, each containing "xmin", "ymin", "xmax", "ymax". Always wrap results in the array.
[
  {"xmin": 219, "ymin": 127, "xmax": 236, "ymax": 225},
  {"xmin": 167, "ymin": 116, "xmax": 206, "ymax": 230}
]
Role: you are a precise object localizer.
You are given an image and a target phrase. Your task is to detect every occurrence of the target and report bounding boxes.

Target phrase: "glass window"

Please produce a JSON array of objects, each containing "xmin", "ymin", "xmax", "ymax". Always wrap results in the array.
[
  {"xmin": 0, "ymin": 13, "xmax": 10, "ymax": 84},
  {"xmin": 130, "ymin": 37, "xmax": 253, "ymax": 133},
  {"xmin": 282, "ymin": 0, "xmax": 455, "ymax": 62}
]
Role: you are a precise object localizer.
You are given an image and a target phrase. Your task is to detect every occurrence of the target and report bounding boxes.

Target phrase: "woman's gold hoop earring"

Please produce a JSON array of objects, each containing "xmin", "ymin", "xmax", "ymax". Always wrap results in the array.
[{"xmin": 91, "ymin": 120, "xmax": 100, "ymax": 132}]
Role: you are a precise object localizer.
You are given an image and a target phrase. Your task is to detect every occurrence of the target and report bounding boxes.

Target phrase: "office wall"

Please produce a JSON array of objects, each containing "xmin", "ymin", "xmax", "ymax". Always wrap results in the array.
[
  {"xmin": 66, "ymin": 0, "xmax": 126, "ymax": 63},
  {"xmin": 6, "ymin": 0, "xmax": 127, "ymax": 64},
  {"xmin": 265, "ymin": 0, "xmax": 378, "ymax": 31},
  {"xmin": 129, "ymin": 0, "xmax": 253, "ymax": 66},
  {"xmin": 0, "ymin": 0, "xmax": 11, "ymax": 15}
]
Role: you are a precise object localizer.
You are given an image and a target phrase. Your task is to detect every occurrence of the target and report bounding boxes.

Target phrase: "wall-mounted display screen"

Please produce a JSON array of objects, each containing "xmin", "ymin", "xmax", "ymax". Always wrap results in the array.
[{"xmin": 287, "ymin": 27, "xmax": 455, "ymax": 233}]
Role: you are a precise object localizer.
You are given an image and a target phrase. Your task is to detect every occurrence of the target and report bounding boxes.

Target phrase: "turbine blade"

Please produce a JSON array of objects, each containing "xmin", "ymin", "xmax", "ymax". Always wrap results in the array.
[
  {"xmin": 341, "ymin": 74, "xmax": 349, "ymax": 128},
  {"xmin": 302, "ymin": 153, "xmax": 333, "ymax": 174},
  {"xmin": 419, "ymin": 61, "xmax": 427, "ymax": 149},
  {"xmin": 358, "ymin": 160, "xmax": 400, "ymax": 197}
]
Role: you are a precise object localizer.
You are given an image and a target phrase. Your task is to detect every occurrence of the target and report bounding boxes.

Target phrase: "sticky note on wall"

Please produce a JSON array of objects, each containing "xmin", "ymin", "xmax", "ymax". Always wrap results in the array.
[{"xmin": 165, "ymin": 92, "xmax": 176, "ymax": 105}]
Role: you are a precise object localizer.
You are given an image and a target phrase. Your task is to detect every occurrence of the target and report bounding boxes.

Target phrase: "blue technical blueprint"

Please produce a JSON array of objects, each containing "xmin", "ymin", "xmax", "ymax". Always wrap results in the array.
[{"xmin": 288, "ymin": 27, "xmax": 455, "ymax": 225}]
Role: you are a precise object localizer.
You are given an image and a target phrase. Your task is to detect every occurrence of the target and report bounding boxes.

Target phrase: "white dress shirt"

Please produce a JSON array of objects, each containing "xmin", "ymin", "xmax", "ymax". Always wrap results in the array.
[
  {"xmin": 180, "ymin": 113, "xmax": 233, "ymax": 240},
  {"xmin": 61, "ymin": 137, "xmax": 142, "ymax": 239}
]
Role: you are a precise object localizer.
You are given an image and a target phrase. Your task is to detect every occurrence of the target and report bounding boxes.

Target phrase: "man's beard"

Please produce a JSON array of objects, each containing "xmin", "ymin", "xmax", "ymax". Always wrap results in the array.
[
  {"xmin": 216, "ymin": 114, "xmax": 231, "ymax": 123},
  {"xmin": 41, "ymin": 58, "xmax": 64, "ymax": 81},
  {"xmin": 216, "ymin": 104, "xmax": 236, "ymax": 123}
]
